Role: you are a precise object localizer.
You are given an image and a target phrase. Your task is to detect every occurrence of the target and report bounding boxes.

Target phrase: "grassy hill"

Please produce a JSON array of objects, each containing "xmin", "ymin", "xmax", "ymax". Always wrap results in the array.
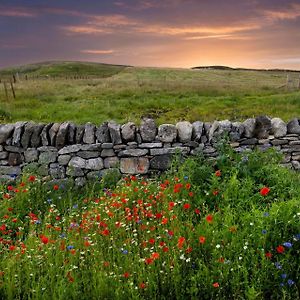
[{"xmin": 0, "ymin": 61, "xmax": 300, "ymax": 124}]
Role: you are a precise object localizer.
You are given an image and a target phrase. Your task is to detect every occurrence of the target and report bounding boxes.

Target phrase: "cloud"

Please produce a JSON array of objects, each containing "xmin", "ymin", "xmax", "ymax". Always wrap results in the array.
[
  {"xmin": 263, "ymin": 3, "xmax": 300, "ymax": 21},
  {"xmin": 0, "ymin": 7, "xmax": 37, "ymax": 17},
  {"xmin": 80, "ymin": 49, "xmax": 115, "ymax": 54}
]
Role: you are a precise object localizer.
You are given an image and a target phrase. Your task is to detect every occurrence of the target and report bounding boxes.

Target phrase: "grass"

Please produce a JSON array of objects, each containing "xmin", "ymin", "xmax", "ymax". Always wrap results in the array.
[
  {"xmin": 0, "ymin": 146, "xmax": 299, "ymax": 299},
  {"xmin": 0, "ymin": 61, "xmax": 300, "ymax": 124}
]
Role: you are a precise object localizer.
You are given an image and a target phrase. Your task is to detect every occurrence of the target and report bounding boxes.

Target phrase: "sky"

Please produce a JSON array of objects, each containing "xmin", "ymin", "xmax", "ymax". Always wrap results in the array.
[{"xmin": 1, "ymin": 0, "xmax": 300, "ymax": 69}]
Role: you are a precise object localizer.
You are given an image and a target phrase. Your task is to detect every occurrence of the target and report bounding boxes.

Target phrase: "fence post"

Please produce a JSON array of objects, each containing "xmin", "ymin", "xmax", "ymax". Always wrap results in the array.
[
  {"xmin": 3, "ymin": 82, "xmax": 9, "ymax": 101},
  {"xmin": 10, "ymin": 79, "xmax": 16, "ymax": 99}
]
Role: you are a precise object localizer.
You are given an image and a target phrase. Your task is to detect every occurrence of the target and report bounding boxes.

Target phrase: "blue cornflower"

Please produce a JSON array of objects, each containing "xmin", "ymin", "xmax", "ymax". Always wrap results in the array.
[
  {"xmin": 67, "ymin": 245, "xmax": 74, "ymax": 250},
  {"xmin": 35, "ymin": 220, "xmax": 41, "ymax": 225},
  {"xmin": 184, "ymin": 176, "xmax": 189, "ymax": 181},
  {"xmin": 10, "ymin": 174, "xmax": 17, "ymax": 179},
  {"xmin": 59, "ymin": 233, "xmax": 66, "ymax": 238},
  {"xmin": 287, "ymin": 279, "xmax": 295, "ymax": 286},
  {"xmin": 283, "ymin": 242, "xmax": 293, "ymax": 248},
  {"xmin": 294, "ymin": 234, "xmax": 300, "ymax": 241},
  {"xmin": 263, "ymin": 212, "xmax": 269, "ymax": 217},
  {"xmin": 275, "ymin": 262, "xmax": 282, "ymax": 269},
  {"xmin": 262, "ymin": 229, "xmax": 267, "ymax": 234},
  {"xmin": 242, "ymin": 155, "xmax": 249, "ymax": 162},
  {"xmin": 280, "ymin": 283, "xmax": 285, "ymax": 287},
  {"xmin": 73, "ymin": 204, "xmax": 78, "ymax": 209},
  {"xmin": 281, "ymin": 274, "xmax": 287, "ymax": 279},
  {"xmin": 121, "ymin": 249, "xmax": 128, "ymax": 255},
  {"xmin": 47, "ymin": 198, "xmax": 52, "ymax": 204}
]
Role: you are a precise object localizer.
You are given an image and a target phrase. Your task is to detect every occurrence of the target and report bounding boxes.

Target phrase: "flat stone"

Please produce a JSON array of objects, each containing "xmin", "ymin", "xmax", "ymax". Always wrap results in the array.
[
  {"xmin": 150, "ymin": 147, "xmax": 189, "ymax": 155},
  {"xmin": 66, "ymin": 166, "xmax": 84, "ymax": 177},
  {"xmin": 240, "ymin": 138, "xmax": 258, "ymax": 145},
  {"xmin": 254, "ymin": 116, "xmax": 271, "ymax": 139},
  {"xmin": 31, "ymin": 123, "xmax": 44, "ymax": 147},
  {"xmin": 192, "ymin": 121, "xmax": 204, "ymax": 142},
  {"xmin": 176, "ymin": 121, "xmax": 193, "ymax": 143},
  {"xmin": 138, "ymin": 143, "xmax": 163, "ymax": 148},
  {"xmin": 83, "ymin": 123, "xmax": 95, "ymax": 144},
  {"xmin": 58, "ymin": 144, "xmax": 81, "ymax": 155},
  {"xmin": 150, "ymin": 154, "xmax": 172, "ymax": 170},
  {"xmin": 96, "ymin": 122, "xmax": 111, "ymax": 143},
  {"xmin": 108, "ymin": 122, "xmax": 122, "ymax": 144},
  {"xmin": 38, "ymin": 151, "xmax": 58, "ymax": 164},
  {"xmin": 271, "ymin": 139, "xmax": 288, "ymax": 146},
  {"xmin": 120, "ymin": 157, "xmax": 149, "ymax": 174},
  {"xmin": 12, "ymin": 122, "xmax": 26, "ymax": 146},
  {"xmin": 121, "ymin": 122, "xmax": 136, "ymax": 142},
  {"xmin": 58, "ymin": 155, "xmax": 71, "ymax": 165},
  {"xmin": 85, "ymin": 158, "xmax": 104, "ymax": 170},
  {"xmin": 292, "ymin": 155, "xmax": 300, "ymax": 161},
  {"xmin": 157, "ymin": 124, "xmax": 177, "ymax": 143},
  {"xmin": 56, "ymin": 122, "xmax": 70, "ymax": 149},
  {"xmin": 126, "ymin": 142, "xmax": 137, "ymax": 149},
  {"xmin": 49, "ymin": 123, "xmax": 60, "ymax": 146},
  {"xmin": 184, "ymin": 141, "xmax": 199, "ymax": 148},
  {"xmin": 77, "ymin": 151, "xmax": 100, "ymax": 159},
  {"xmin": 208, "ymin": 121, "xmax": 219, "ymax": 141},
  {"xmin": 113, "ymin": 144, "xmax": 126, "ymax": 150},
  {"xmin": 230, "ymin": 142, "xmax": 240, "ymax": 148},
  {"xmin": 287, "ymin": 118, "xmax": 300, "ymax": 134},
  {"xmin": 0, "ymin": 124, "xmax": 14, "ymax": 144},
  {"xmin": 80, "ymin": 143, "xmax": 102, "ymax": 151},
  {"xmin": 102, "ymin": 143, "xmax": 113, "ymax": 149},
  {"xmin": 271, "ymin": 118, "xmax": 287, "ymax": 138},
  {"xmin": 118, "ymin": 149, "xmax": 148, "ymax": 157},
  {"xmin": 290, "ymin": 141, "xmax": 300, "ymax": 145},
  {"xmin": 68, "ymin": 156, "xmax": 86, "ymax": 169},
  {"xmin": 0, "ymin": 160, "xmax": 8, "ymax": 166},
  {"xmin": 76, "ymin": 125, "xmax": 85, "ymax": 144},
  {"xmin": 230, "ymin": 122, "xmax": 244, "ymax": 141},
  {"xmin": 4, "ymin": 146, "xmax": 24, "ymax": 153},
  {"xmin": 0, "ymin": 166, "xmax": 21, "ymax": 176},
  {"xmin": 291, "ymin": 160, "xmax": 300, "ymax": 170},
  {"xmin": 8, "ymin": 153, "xmax": 23, "ymax": 166},
  {"xmin": 41, "ymin": 123, "xmax": 53, "ymax": 146},
  {"xmin": 243, "ymin": 118, "xmax": 256, "ymax": 138},
  {"xmin": 68, "ymin": 123, "xmax": 76, "ymax": 144},
  {"xmin": 140, "ymin": 118, "xmax": 157, "ymax": 142},
  {"xmin": 203, "ymin": 147, "xmax": 216, "ymax": 154},
  {"xmin": 101, "ymin": 149, "xmax": 115, "ymax": 157},
  {"xmin": 37, "ymin": 146, "xmax": 57, "ymax": 152},
  {"xmin": 104, "ymin": 157, "xmax": 119, "ymax": 168},
  {"xmin": 0, "ymin": 152, "xmax": 8, "ymax": 159}
]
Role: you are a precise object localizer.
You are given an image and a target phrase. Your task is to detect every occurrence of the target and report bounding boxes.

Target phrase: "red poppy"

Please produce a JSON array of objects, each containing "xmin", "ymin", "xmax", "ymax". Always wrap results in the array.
[
  {"xmin": 260, "ymin": 187, "xmax": 270, "ymax": 196},
  {"xmin": 213, "ymin": 282, "xmax": 219, "ymax": 288},
  {"xmin": 151, "ymin": 252, "xmax": 160, "ymax": 260},
  {"xmin": 145, "ymin": 258, "xmax": 154, "ymax": 265},
  {"xmin": 199, "ymin": 236, "xmax": 206, "ymax": 244},
  {"xmin": 139, "ymin": 282, "xmax": 146, "ymax": 289},
  {"xmin": 7, "ymin": 185, "xmax": 13, "ymax": 191},
  {"xmin": 162, "ymin": 247, "xmax": 169, "ymax": 253},
  {"xmin": 123, "ymin": 272, "xmax": 130, "ymax": 278},
  {"xmin": 148, "ymin": 238, "xmax": 155, "ymax": 245},
  {"xmin": 215, "ymin": 170, "xmax": 221, "ymax": 177},
  {"xmin": 206, "ymin": 214, "xmax": 213, "ymax": 224},
  {"xmin": 177, "ymin": 236, "xmax": 186, "ymax": 249},
  {"xmin": 9, "ymin": 245, "xmax": 16, "ymax": 251},
  {"xmin": 265, "ymin": 252, "xmax": 272, "ymax": 259},
  {"xmin": 276, "ymin": 245, "xmax": 285, "ymax": 254},
  {"xmin": 53, "ymin": 185, "xmax": 59, "ymax": 191},
  {"xmin": 183, "ymin": 203, "xmax": 191, "ymax": 210},
  {"xmin": 212, "ymin": 190, "xmax": 219, "ymax": 196},
  {"xmin": 40, "ymin": 235, "xmax": 49, "ymax": 245},
  {"xmin": 194, "ymin": 208, "xmax": 200, "ymax": 215},
  {"xmin": 28, "ymin": 175, "xmax": 36, "ymax": 182}
]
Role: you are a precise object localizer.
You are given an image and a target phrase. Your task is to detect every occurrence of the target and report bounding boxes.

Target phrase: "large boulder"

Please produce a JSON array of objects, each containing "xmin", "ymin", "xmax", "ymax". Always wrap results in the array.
[
  {"xmin": 157, "ymin": 124, "xmax": 177, "ymax": 143},
  {"xmin": 254, "ymin": 116, "xmax": 271, "ymax": 139},
  {"xmin": 21, "ymin": 122, "xmax": 36, "ymax": 148},
  {"xmin": 96, "ymin": 122, "xmax": 111, "ymax": 143},
  {"xmin": 56, "ymin": 122, "xmax": 70, "ymax": 149},
  {"xmin": 176, "ymin": 121, "xmax": 193, "ymax": 143},
  {"xmin": 83, "ymin": 123, "xmax": 95, "ymax": 144},
  {"xmin": 0, "ymin": 124, "xmax": 14, "ymax": 144},
  {"xmin": 120, "ymin": 157, "xmax": 149, "ymax": 174},
  {"xmin": 271, "ymin": 118, "xmax": 287, "ymax": 138},
  {"xmin": 287, "ymin": 118, "xmax": 300, "ymax": 134},
  {"xmin": 12, "ymin": 122, "xmax": 26, "ymax": 147},
  {"xmin": 192, "ymin": 121, "xmax": 204, "ymax": 142},
  {"xmin": 121, "ymin": 122, "xmax": 136, "ymax": 142},
  {"xmin": 243, "ymin": 118, "xmax": 256, "ymax": 138},
  {"xmin": 140, "ymin": 118, "xmax": 157, "ymax": 142},
  {"xmin": 108, "ymin": 122, "xmax": 122, "ymax": 144}
]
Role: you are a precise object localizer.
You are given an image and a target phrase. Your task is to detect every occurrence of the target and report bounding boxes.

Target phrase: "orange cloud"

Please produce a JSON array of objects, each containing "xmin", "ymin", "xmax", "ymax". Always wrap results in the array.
[
  {"xmin": 263, "ymin": 3, "xmax": 300, "ymax": 21},
  {"xmin": 80, "ymin": 49, "xmax": 115, "ymax": 54},
  {"xmin": 0, "ymin": 7, "xmax": 37, "ymax": 17}
]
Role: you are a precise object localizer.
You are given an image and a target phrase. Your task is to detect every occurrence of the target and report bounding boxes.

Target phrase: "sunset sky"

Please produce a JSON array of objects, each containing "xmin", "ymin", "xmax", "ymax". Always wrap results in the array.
[{"xmin": 1, "ymin": 0, "xmax": 300, "ymax": 69}]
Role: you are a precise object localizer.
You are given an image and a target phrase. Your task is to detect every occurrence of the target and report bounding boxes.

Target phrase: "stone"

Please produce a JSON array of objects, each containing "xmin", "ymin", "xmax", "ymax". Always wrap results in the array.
[
  {"xmin": 83, "ymin": 123, "xmax": 95, "ymax": 144},
  {"xmin": 24, "ymin": 149, "xmax": 39, "ymax": 162},
  {"xmin": 41, "ymin": 123, "xmax": 53, "ymax": 146},
  {"xmin": 31, "ymin": 123, "xmax": 45, "ymax": 147},
  {"xmin": 0, "ymin": 166, "xmax": 21, "ymax": 176},
  {"xmin": 80, "ymin": 144, "xmax": 102, "ymax": 151},
  {"xmin": 38, "ymin": 151, "xmax": 58, "ymax": 164},
  {"xmin": 12, "ymin": 121, "xmax": 26, "ymax": 146},
  {"xmin": 150, "ymin": 147, "xmax": 190, "ymax": 155},
  {"xmin": 75, "ymin": 177, "xmax": 86, "ymax": 187},
  {"xmin": 22, "ymin": 162, "xmax": 39, "ymax": 174},
  {"xmin": 101, "ymin": 149, "xmax": 115, "ymax": 157},
  {"xmin": 291, "ymin": 161, "xmax": 300, "ymax": 170},
  {"xmin": 208, "ymin": 121, "xmax": 219, "ymax": 142},
  {"xmin": 157, "ymin": 124, "xmax": 177, "ymax": 143},
  {"xmin": 184, "ymin": 141, "xmax": 199, "ymax": 148},
  {"xmin": 37, "ymin": 146, "xmax": 57, "ymax": 152},
  {"xmin": 290, "ymin": 141, "xmax": 300, "ymax": 145},
  {"xmin": 118, "ymin": 149, "xmax": 148, "ymax": 157},
  {"xmin": 150, "ymin": 154, "xmax": 172, "ymax": 170},
  {"xmin": 126, "ymin": 142, "xmax": 137, "ymax": 149},
  {"xmin": 203, "ymin": 123, "xmax": 211, "ymax": 138},
  {"xmin": 102, "ymin": 143, "xmax": 113, "ymax": 149},
  {"xmin": 0, "ymin": 161, "xmax": 8, "ymax": 166},
  {"xmin": 20, "ymin": 122, "xmax": 35, "ymax": 148},
  {"xmin": 192, "ymin": 121, "xmax": 204, "ymax": 142},
  {"xmin": 68, "ymin": 123, "xmax": 76, "ymax": 144},
  {"xmin": 120, "ymin": 157, "xmax": 149, "ymax": 174},
  {"xmin": 140, "ymin": 118, "xmax": 157, "ymax": 142},
  {"xmin": 271, "ymin": 118, "xmax": 287, "ymax": 138},
  {"xmin": 85, "ymin": 158, "xmax": 104, "ymax": 170},
  {"xmin": 0, "ymin": 124, "xmax": 14, "ymax": 144},
  {"xmin": 203, "ymin": 146, "xmax": 216, "ymax": 154},
  {"xmin": 96, "ymin": 122, "xmax": 111, "ymax": 143},
  {"xmin": 68, "ymin": 157, "xmax": 86, "ymax": 169},
  {"xmin": 113, "ymin": 145, "xmax": 126, "ymax": 150},
  {"xmin": 58, "ymin": 155, "xmax": 71, "ymax": 166},
  {"xmin": 218, "ymin": 120, "xmax": 232, "ymax": 134},
  {"xmin": 240, "ymin": 138, "xmax": 258, "ymax": 145},
  {"xmin": 104, "ymin": 157, "xmax": 119, "ymax": 168},
  {"xmin": 56, "ymin": 122, "xmax": 70, "ymax": 149},
  {"xmin": 0, "ymin": 152, "xmax": 8, "ymax": 159},
  {"xmin": 4, "ymin": 146, "xmax": 24, "ymax": 153},
  {"xmin": 37, "ymin": 165, "xmax": 49, "ymax": 176},
  {"xmin": 138, "ymin": 143, "xmax": 162, "ymax": 148},
  {"xmin": 108, "ymin": 122, "xmax": 122, "ymax": 144},
  {"xmin": 121, "ymin": 122, "xmax": 136, "ymax": 142},
  {"xmin": 66, "ymin": 166, "xmax": 84, "ymax": 177},
  {"xmin": 271, "ymin": 139, "xmax": 288, "ymax": 146},
  {"xmin": 287, "ymin": 118, "xmax": 300, "ymax": 134},
  {"xmin": 8, "ymin": 153, "xmax": 23, "ymax": 166},
  {"xmin": 243, "ymin": 118, "xmax": 256, "ymax": 138},
  {"xmin": 176, "ymin": 121, "xmax": 193, "ymax": 143},
  {"xmin": 58, "ymin": 144, "xmax": 81, "ymax": 155},
  {"xmin": 49, "ymin": 123, "xmax": 60, "ymax": 146},
  {"xmin": 49, "ymin": 164, "xmax": 65, "ymax": 179},
  {"xmin": 77, "ymin": 151, "xmax": 100, "ymax": 159},
  {"xmin": 86, "ymin": 171, "xmax": 103, "ymax": 180},
  {"xmin": 230, "ymin": 122, "xmax": 244, "ymax": 141},
  {"xmin": 76, "ymin": 125, "xmax": 85, "ymax": 143},
  {"xmin": 254, "ymin": 116, "xmax": 271, "ymax": 139}
]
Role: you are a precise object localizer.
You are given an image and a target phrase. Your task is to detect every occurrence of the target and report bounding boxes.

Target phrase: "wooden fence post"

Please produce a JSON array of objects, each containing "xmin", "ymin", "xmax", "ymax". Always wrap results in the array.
[
  {"xmin": 10, "ymin": 79, "xmax": 16, "ymax": 99},
  {"xmin": 3, "ymin": 82, "xmax": 9, "ymax": 101}
]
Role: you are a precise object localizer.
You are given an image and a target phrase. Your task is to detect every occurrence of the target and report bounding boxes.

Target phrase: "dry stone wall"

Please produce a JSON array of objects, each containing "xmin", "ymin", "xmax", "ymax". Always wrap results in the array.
[{"xmin": 1, "ymin": 116, "xmax": 300, "ymax": 185}]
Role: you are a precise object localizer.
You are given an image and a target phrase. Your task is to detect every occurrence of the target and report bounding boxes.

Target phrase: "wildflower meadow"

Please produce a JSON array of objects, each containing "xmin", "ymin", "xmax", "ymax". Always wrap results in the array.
[{"xmin": 0, "ymin": 145, "xmax": 299, "ymax": 299}]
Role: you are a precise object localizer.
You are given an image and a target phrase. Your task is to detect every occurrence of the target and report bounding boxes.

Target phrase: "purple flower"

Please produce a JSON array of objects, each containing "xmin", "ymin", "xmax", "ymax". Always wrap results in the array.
[
  {"xmin": 281, "ymin": 274, "xmax": 287, "ymax": 279},
  {"xmin": 67, "ymin": 245, "xmax": 74, "ymax": 250},
  {"xmin": 287, "ymin": 279, "xmax": 295, "ymax": 286},
  {"xmin": 263, "ymin": 212, "xmax": 269, "ymax": 217},
  {"xmin": 294, "ymin": 234, "xmax": 300, "ymax": 241},
  {"xmin": 283, "ymin": 242, "xmax": 293, "ymax": 248},
  {"xmin": 121, "ymin": 249, "xmax": 128, "ymax": 254},
  {"xmin": 262, "ymin": 229, "xmax": 267, "ymax": 234},
  {"xmin": 275, "ymin": 262, "xmax": 282, "ymax": 269}
]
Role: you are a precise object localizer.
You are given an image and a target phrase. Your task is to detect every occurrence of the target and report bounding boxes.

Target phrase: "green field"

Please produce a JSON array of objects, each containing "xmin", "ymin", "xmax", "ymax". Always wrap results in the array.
[{"xmin": 0, "ymin": 61, "xmax": 300, "ymax": 124}]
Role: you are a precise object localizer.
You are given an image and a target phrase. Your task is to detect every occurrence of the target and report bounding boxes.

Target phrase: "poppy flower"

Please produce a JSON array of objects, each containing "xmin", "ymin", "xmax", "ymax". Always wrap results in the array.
[
  {"xmin": 53, "ymin": 185, "xmax": 59, "ymax": 191},
  {"xmin": 151, "ymin": 252, "xmax": 160, "ymax": 260},
  {"xmin": 265, "ymin": 252, "xmax": 272, "ymax": 259},
  {"xmin": 206, "ymin": 214, "xmax": 213, "ymax": 224},
  {"xmin": 260, "ymin": 187, "xmax": 270, "ymax": 196},
  {"xmin": 199, "ymin": 236, "xmax": 206, "ymax": 244},
  {"xmin": 40, "ymin": 235, "xmax": 49, "ymax": 245},
  {"xmin": 177, "ymin": 236, "xmax": 186, "ymax": 249},
  {"xmin": 139, "ymin": 282, "xmax": 146, "ymax": 289},
  {"xmin": 194, "ymin": 208, "xmax": 200, "ymax": 215},
  {"xmin": 28, "ymin": 175, "xmax": 36, "ymax": 182},
  {"xmin": 276, "ymin": 245, "xmax": 285, "ymax": 254},
  {"xmin": 215, "ymin": 170, "xmax": 221, "ymax": 177},
  {"xmin": 183, "ymin": 203, "xmax": 191, "ymax": 210},
  {"xmin": 213, "ymin": 282, "xmax": 219, "ymax": 288}
]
